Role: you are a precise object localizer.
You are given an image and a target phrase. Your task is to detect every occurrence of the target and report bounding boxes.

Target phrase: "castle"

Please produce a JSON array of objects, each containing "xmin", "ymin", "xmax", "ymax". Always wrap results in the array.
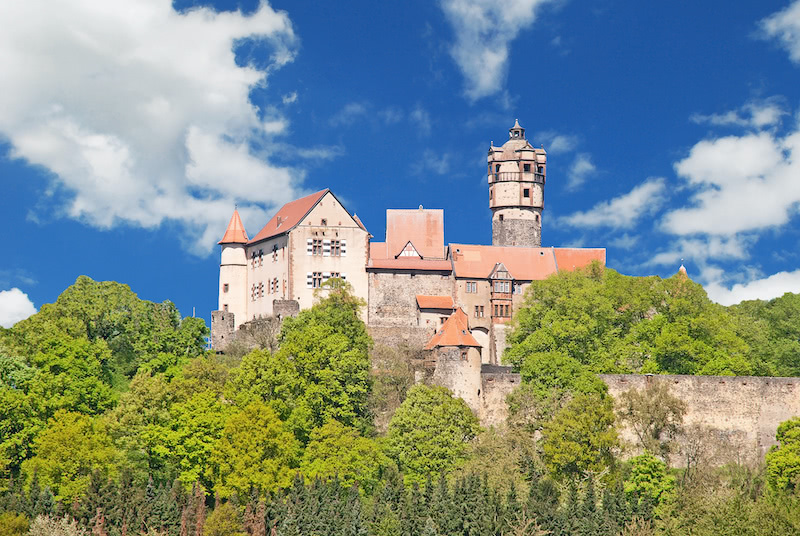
[{"xmin": 210, "ymin": 120, "xmax": 604, "ymax": 416}]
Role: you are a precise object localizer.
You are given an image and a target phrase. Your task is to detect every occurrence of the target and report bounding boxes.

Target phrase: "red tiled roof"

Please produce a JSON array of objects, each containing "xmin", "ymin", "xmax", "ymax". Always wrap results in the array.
[
  {"xmin": 424, "ymin": 308, "xmax": 481, "ymax": 349},
  {"xmin": 386, "ymin": 209, "xmax": 445, "ymax": 259},
  {"xmin": 218, "ymin": 209, "xmax": 249, "ymax": 244},
  {"xmin": 416, "ymin": 295, "xmax": 455, "ymax": 310},
  {"xmin": 450, "ymin": 244, "xmax": 605, "ymax": 280},
  {"xmin": 368, "ymin": 258, "xmax": 452, "ymax": 271},
  {"xmin": 248, "ymin": 190, "xmax": 328, "ymax": 245},
  {"xmin": 553, "ymin": 248, "xmax": 606, "ymax": 272}
]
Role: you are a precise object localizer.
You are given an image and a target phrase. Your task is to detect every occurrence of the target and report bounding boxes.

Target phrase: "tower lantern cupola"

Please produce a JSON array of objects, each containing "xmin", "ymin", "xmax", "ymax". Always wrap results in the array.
[{"xmin": 509, "ymin": 119, "xmax": 525, "ymax": 140}]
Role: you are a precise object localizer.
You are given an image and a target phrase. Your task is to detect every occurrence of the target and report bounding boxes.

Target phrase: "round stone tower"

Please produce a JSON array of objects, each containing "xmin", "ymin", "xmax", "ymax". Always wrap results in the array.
[{"xmin": 488, "ymin": 120, "xmax": 547, "ymax": 247}]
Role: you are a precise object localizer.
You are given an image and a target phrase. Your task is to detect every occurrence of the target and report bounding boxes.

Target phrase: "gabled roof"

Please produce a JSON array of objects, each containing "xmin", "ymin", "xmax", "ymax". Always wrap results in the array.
[
  {"xmin": 368, "ymin": 242, "xmax": 452, "ymax": 272},
  {"xmin": 416, "ymin": 295, "xmax": 455, "ymax": 310},
  {"xmin": 218, "ymin": 209, "xmax": 249, "ymax": 244},
  {"xmin": 385, "ymin": 208, "xmax": 445, "ymax": 259},
  {"xmin": 424, "ymin": 308, "xmax": 481, "ymax": 349},
  {"xmin": 450, "ymin": 244, "xmax": 605, "ymax": 280},
  {"xmin": 248, "ymin": 189, "xmax": 329, "ymax": 245}
]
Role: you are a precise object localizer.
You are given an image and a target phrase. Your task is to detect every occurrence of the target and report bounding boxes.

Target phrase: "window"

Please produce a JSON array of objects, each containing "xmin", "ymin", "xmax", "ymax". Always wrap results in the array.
[
  {"xmin": 223, "ymin": 283, "xmax": 229, "ymax": 293},
  {"xmin": 535, "ymin": 214, "xmax": 540, "ymax": 222},
  {"xmin": 465, "ymin": 281, "xmax": 477, "ymax": 293},
  {"xmin": 523, "ymin": 163, "xmax": 531, "ymax": 172},
  {"xmin": 251, "ymin": 251, "xmax": 257, "ymax": 268},
  {"xmin": 513, "ymin": 283, "xmax": 523, "ymax": 295},
  {"xmin": 523, "ymin": 188, "xmax": 530, "ymax": 198},
  {"xmin": 331, "ymin": 240, "xmax": 341, "ymax": 256},
  {"xmin": 474, "ymin": 305, "xmax": 484, "ymax": 318},
  {"xmin": 258, "ymin": 282, "xmax": 264, "ymax": 298},
  {"xmin": 273, "ymin": 244, "xmax": 278, "ymax": 261},
  {"xmin": 258, "ymin": 249, "xmax": 263, "ymax": 266},
  {"xmin": 312, "ymin": 272, "xmax": 322, "ymax": 288},
  {"xmin": 440, "ymin": 317, "xmax": 447, "ymax": 325},
  {"xmin": 321, "ymin": 218, "xmax": 327, "ymax": 226},
  {"xmin": 489, "ymin": 189, "xmax": 493, "ymax": 200},
  {"xmin": 461, "ymin": 350, "xmax": 468, "ymax": 361},
  {"xmin": 538, "ymin": 166, "xmax": 544, "ymax": 173},
  {"xmin": 495, "ymin": 164, "xmax": 500, "ymax": 172},
  {"xmin": 251, "ymin": 284, "xmax": 257, "ymax": 301},
  {"xmin": 223, "ymin": 304, "xmax": 228, "ymax": 312},
  {"xmin": 499, "ymin": 214, "xmax": 504, "ymax": 222},
  {"xmin": 494, "ymin": 281, "xmax": 510, "ymax": 293},
  {"xmin": 312, "ymin": 239, "xmax": 323, "ymax": 255}
]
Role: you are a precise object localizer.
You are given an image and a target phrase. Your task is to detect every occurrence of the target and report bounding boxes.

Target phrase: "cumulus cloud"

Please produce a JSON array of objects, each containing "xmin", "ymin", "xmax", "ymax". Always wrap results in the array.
[
  {"xmin": 648, "ymin": 235, "xmax": 754, "ymax": 267},
  {"xmin": 690, "ymin": 97, "xmax": 787, "ymax": 129},
  {"xmin": 760, "ymin": 0, "xmax": 800, "ymax": 63},
  {"xmin": 412, "ymin": 149, "xmax": 453, "ymax": 176},
  {"xmin": 661, "ymin": 129, "xmax": 800, "ymax": 236},
  {"xmin": 0, "ymin": 0, "xmax": 306, "ymax": 255},
  {"xmin": 705, "ymin": 269, "xmax": 800, "ymax": 306},
  {"xmin": 0, "ymin": 288, "xmax": 37, "ymax": 328},
  {"xmin": 565, "ymin": 153, "xmax": 596, "ymax": 190},
  {"xmin": 439, "ymin": 0, "xmax": 555, "ymax": 100},
  {"xmin": 562, "ymin": 177, "xmax": 666, "ymax": 229}
]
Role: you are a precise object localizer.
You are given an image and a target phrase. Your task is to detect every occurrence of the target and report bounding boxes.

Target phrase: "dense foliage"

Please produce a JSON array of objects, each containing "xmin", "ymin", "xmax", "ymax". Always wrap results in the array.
[
  {"xmin": 505, "ymin": 263, "xmax": 799, "ymax": 377},
  {"xmin": 2, "ymin": 272, "xmax": 800, "ymax": 535}
]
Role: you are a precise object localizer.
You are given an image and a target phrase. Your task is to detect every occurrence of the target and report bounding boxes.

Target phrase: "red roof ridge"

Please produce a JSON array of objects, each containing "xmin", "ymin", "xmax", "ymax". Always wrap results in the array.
[
  {"xmin": 416, "ymin": 295, "xmax": 455, "ymax": 310},
  {"xmin": 424, "ymin": 308, "xmax": 481, "ymax": 349},
  {"xmin": 248, "ymin": 189, "xmax": 329, "ymax": 245},
  {"xmin": 218, "ymin": 209, "xmax": 249, "ymax": 244}
]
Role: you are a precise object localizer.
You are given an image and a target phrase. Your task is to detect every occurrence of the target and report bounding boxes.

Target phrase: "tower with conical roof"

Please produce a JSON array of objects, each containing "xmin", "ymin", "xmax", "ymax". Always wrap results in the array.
[
  {"xmin": 213, "ymin": 209, "xmax": 248, "ymax": 349},
  {"xmin": 488, "ymin": 120, "xmax": 546, "ymax": 247}
]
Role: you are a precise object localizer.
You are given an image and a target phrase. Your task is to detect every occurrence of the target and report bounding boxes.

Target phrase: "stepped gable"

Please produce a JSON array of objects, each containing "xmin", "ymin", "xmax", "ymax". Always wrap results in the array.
[
  {"xmin": 248, "ymin": 189, "xmax": 329, "ymax": 244},
  {"xmin": 218, "ymin": 209, "xmax": 249, "ymax": 244},
  {"xmin": 424, "ymin": 308, "xmax": 480, "ymax": 350},
  {"xmin": 416, "ymin": 295, "xmax": 455, "ymax": 310}
]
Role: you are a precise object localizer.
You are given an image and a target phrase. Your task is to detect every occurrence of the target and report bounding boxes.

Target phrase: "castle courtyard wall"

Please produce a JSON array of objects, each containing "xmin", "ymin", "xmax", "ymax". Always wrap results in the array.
[{"xmin": 367, "ymin": 270, "xmax": 453, "ymax": 327}]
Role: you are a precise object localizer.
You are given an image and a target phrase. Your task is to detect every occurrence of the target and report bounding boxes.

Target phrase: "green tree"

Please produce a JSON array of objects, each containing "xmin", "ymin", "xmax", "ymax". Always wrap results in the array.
[
  {"xmin": 168, "ymin": 390, "xmax": 227, "ymax": 489},
  {"xmin": 210, "ymin": 401, "xmax": 299, "ymax": 498},
  {"xmin": 204, "ymin": 503, "xmax": 245, "ymax": 536},
  {"xmin": 21, "ymin": 411, "xmax": 117, "ymax": 501},
  {"xmin": 624, "ymin": 452, "xmax": 675, "ymax": 509},
  {"xmin": 766, "ymin": 417, "xmax": 800, "ymax": 492},
  {"xmin": 227, "ymin": 284, "xmax": 372, "ymax": 442},
  {"xmin": 0, "ymin": 512, "xmax": 29, "ymax": 536},
  {"xmin": 387, "ymin": 385, "xmax": 480, "ymax": 486},
  {"xmin": 540, "ymin": 394, "xmax": 618, "ymax": 479},
  {"xmin": 300, "ymin": 420, "xmax": 388, "ymax": 494}
]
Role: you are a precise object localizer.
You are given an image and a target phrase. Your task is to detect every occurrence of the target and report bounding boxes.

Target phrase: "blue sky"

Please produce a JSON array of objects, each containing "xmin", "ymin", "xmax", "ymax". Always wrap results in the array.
[{"xmin": 3, "ymin": 0, "xmax": 800, "ymax": 326}]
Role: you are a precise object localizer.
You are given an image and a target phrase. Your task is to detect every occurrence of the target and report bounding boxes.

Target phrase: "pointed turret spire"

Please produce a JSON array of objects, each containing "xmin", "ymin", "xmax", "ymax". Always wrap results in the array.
[
  {"xmin": 218, "ymin": 208, "xmax": 249, "ymax": 244},
  {"xmin": 678, "ymin": 259, "xmax": 688, "ymax": 278}
]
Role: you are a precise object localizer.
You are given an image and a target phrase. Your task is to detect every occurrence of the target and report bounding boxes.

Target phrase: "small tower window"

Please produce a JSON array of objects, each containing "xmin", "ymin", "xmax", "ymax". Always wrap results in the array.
[
  {"xmin": 495, "ymin": 164, "xmax": 500, "ymax": 172},
  {"xmin": 499, "ymin": 214, "xmax": 504, "ymax": 222},
  {"xmin": 523, "ymin": 189, "xmax": 530, "ymax": 198},
  {"xmin": 535, "ymin": 214, "xmax": 540, "ymax": 222},
  {"xmin": 223, "ymin": 283, "xmax": 229, "ymax": 293},
  {"xmin": 223, "ymin": 304, "xmax": 228, "ymax": 312},
  {"xmin": 523, "ymin": 163, "xmax": 531, "ymax": 172},
  {"xmin": 538, "ymin": 166, "xmax": 544, "ymax": 173}
]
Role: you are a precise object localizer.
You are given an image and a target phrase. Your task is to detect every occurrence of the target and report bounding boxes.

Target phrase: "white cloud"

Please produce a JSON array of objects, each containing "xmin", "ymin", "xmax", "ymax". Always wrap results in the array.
[
  {"xmin": 0, "ymin": 288, "xmax": 37, "ymax": 328},
  {"xmin": 0, "ymin": 0, "xmax": 302, "ymax": 255},
  {"xmin": 690, "ymin": 97, "xmax": 787, "ymax": 129},
  {"xmin": 608, "ymin": 233, "xmax": 638, "ymax": 250},
  {"xmin": 705, "ymin": 269, "xmax": 800, "ymax": 306},
  {"xmin": 439, "ymin": 0, "xmax": 555, "ymax": 100},
  {"xmin": 662, "ymin": 129, "xmax": 800, "ymax": 236},
  {"xmin": 566, "ymin": 153, "xmax": 596, "ymax": 190},
  {"xmin": 534, "ymin": 130, "xmax": 578, "ymax": 155},
  {"xmin": 378, "ymin": 108, "xmax": 404, "ymax": 125},
  {"xmin": 329, "ymin": 102, "xmax": 370, "ymax": 127},
  {"xmin": 410, "ymin": 105, "xmax": 432, "ymax": 136},
  {"xmin": 760, "ymin": 0, "xmax": 800, "ymax": 63},
  {"xmin": 562, "ymin": 178, "xmax": 666, "ymax": 229},
  {"xmin": 648, "ymin": 235, "xmax": 753, "ymax": 267},
  {"xmin": 282, "ymin": 92, "xmax": 298, "ymax": 104},
  {"xmin": 412, "ymin": 149, "xmax": 453, "ymax": 176}
]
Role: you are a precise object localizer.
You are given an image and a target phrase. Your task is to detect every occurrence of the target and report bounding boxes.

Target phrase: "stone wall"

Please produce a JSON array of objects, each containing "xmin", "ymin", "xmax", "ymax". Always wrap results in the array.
[
  {"xmin": 601, "ymin": 374, "xmax": 800, "ymax": 463},
  {"xmin": 210, "ymin": 310, "xmax": 235, "ymax": 352},
  {"xmin": 492, "ymin": 213, "xmax": 541, "ymax": 248},
  {"xmin": 367, "ymin": 271, "xmax": 453, "ymax": 327},
  {"xmin": 432, "ymin": 347, "xmax": 483, "ymax": 413},
  {"xmin": 273, "ymin": 299, "xmax": 299, "ymax": 319},
  {"xmin": 368, "ymin": 325, "xmax": 435, "ymax": 350},
  {"xmin": 475, "ymin": 371, "xmax": 800, "ymax": 465}
]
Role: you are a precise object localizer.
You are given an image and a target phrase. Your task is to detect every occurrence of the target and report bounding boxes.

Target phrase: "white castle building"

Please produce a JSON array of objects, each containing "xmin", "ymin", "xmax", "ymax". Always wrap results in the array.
[{"xmin": 212, "ymin": 121, "xmax": 605, "ymax": 364}]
